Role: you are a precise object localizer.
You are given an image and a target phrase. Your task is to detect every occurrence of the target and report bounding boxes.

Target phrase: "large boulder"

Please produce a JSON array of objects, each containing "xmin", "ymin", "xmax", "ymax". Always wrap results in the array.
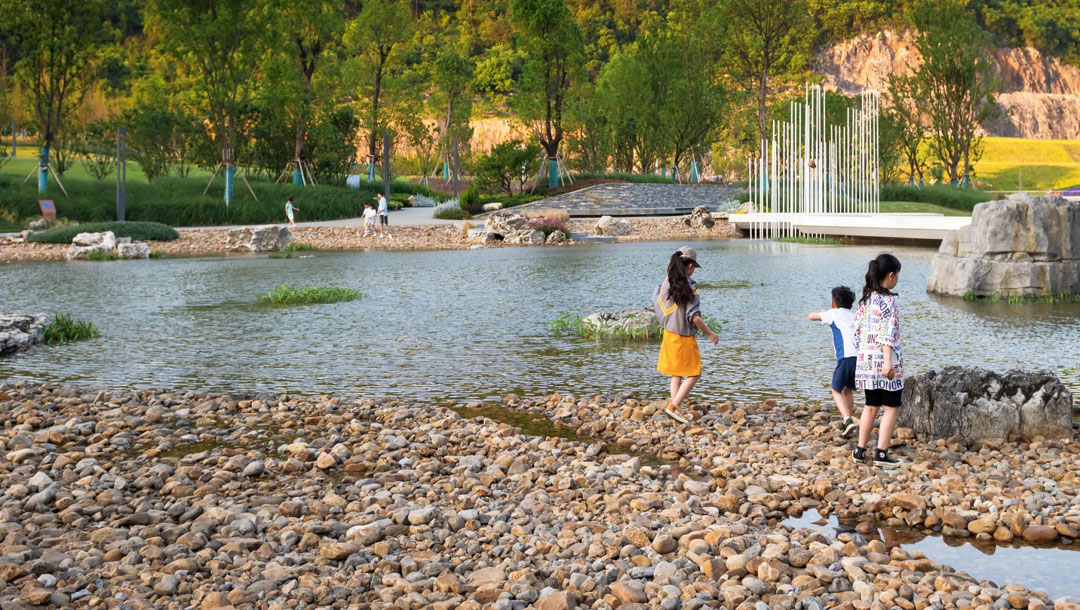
[
  {"xmin": 117, "ymin": 242, "xmax": 151, "ymax": 259},
  {"xmin": 227, "ymin": 226, "xmax": 294, "ymax": 252},
  {"xmin": 899, "ymin": 366, "xmax": 1074, "ymax": 441},
  {"xmin": 684, "ymin": 205, "xmax": 716, "ymax": 229},
  {"xmin": 927, "ymin": 194, "xmax": 1080, "ymax": 297},
  {"xmin": 504, "ymin": 229, "xmax": 546, "ymax": 245},
  {"xmin": 594, "ymin": 215, "xmax": 630, "ymax": 236},
  {"xmin": 66, "ymin": 231, "xmax": 117, "ymax": 260},
  {"xmin": 0, "ymin": 314, "xmax": 50, "ymax": 357},
  {"xmin": 484, "ymin": 210, "xmax": 532, "ymax": 240}
]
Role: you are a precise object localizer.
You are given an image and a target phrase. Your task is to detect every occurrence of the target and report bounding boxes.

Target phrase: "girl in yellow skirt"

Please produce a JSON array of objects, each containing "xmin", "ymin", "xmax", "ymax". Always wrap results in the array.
[{"xmin": 654, "ymin": 245, "xmax": 719, "ymax": 423}]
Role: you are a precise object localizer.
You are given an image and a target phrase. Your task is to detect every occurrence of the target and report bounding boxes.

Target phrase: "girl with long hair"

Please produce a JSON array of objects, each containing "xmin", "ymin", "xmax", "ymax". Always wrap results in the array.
[
  {"xmin": 654, "ymin": 246, "xmax": 719, "ymax": 423},
  {"xmin": 852, "ymin": 253, "xmax": 904, "ymax": 467}
]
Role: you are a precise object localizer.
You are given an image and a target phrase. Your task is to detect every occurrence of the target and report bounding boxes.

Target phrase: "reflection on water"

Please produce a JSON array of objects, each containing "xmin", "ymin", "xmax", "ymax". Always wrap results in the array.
[
  {"xmin": 785, "ymin": 509, "xmax": 1080, "ymax": 599},
  {"xmin": 1, "ymin": 241, "xmax": 1077, "ymax": 404}
]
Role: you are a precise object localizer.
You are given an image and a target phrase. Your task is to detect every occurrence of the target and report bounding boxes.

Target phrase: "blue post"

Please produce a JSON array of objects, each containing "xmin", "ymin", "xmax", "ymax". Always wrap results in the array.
[
  {"xmin": 547, "ymin": 158, "xmax": 558, "ymax": 188},
  {"xmin": 292, "ymin": 167, "xmax": 303, "ymax": 186},
  {"xmin": 661, "ymin": 164, "xmax": 666, "ymax": 179},
  {"xmin": 224, "ymin": 164, "xmax": 235, "ymax": 206},
  {"xmin": 442, "ymin": 160, "xmax": 449, "ymax": 180},
  {"xmin": 367, "ymin": 161, "xmax": 375, "ymax": 183},
  {"xmin": 38, "ymin": 147, "xmax": 48, "ymax": 193},
  {"xmin": 690, "ymin": 162, "xmax": 700, "ymax": 183}
]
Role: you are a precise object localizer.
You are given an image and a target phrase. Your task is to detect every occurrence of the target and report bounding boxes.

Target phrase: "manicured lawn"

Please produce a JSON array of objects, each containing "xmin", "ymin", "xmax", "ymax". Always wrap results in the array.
[
  {"xmin": 973, "ymin": 137, "xmax": 1080, "ymax": 191},
  {"xmin": 880, "ymin": 201, "xmax": 971, "ymax": 216}
]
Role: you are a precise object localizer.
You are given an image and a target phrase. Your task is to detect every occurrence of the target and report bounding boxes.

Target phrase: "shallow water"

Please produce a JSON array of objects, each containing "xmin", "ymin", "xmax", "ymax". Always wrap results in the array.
[
  {"xmin": 1, "ymin": 240, "xmax": 1078, "ymax": 404},
  {"xmin": 784, "ymin": 509, "xmax": 1080, "ymax": 599}
]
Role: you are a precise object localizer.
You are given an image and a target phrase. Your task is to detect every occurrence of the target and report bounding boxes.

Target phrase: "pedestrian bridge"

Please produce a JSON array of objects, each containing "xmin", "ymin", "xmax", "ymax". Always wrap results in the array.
[{"xmin": 728, "ymin": 213, "xmax": 971, "ymax": 242}]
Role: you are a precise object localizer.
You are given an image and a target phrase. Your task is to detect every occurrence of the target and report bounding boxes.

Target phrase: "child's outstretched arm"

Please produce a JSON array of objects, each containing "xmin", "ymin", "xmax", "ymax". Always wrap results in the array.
[
  {"xmin": 692, "ymin": 315, "xmax": 719, "ymax": 345},
  {"xmin": 808, "ymin": 311, "xmax": 822, "ymax": 321}
]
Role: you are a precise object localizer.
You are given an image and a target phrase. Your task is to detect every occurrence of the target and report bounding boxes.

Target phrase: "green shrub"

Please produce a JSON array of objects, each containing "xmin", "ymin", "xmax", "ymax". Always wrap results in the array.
[
  {"xmin": 28, "ymin": 221, "xmax": 180, "ymax": 243},
  {"xmin": 43, "ymin": 314, "xmax": 100, "ymax": 344},
  {"xmin": 0, "ymin": 173, "xmax": 380, "ymax": 227},
  {"xmin": 149, "ymin": 250, "xmax": 167, "ymax": 259},
  {"xmin": 434, "ymin": 207, "xmax": 469, "ymax": 220},
  {"xmin": 570, "ymin": 172, "xmax": 674, "ymax": 184},
  {"xmin": 879, "ymin": 184, "xmax": 993, "ymax": 211},
  {"xmin": 257, "ymin": 284, "xmax": 361, "ymax": 305},
  {"xmin": 460, "ymin": 184, "xmax": 480, "ymax": 208}
]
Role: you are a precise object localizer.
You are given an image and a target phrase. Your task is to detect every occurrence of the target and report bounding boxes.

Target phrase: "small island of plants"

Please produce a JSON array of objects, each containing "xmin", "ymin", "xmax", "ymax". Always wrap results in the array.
[
  {"xmin": 43, "ymin": 314, "xmax": 100, "ymax": 344},
  {"xmin": 257, "ymin": 285, "xmax": 361, "ymax": 306}
]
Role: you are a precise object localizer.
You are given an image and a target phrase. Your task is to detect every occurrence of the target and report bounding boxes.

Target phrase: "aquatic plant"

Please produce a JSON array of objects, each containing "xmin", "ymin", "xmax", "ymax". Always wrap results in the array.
[
  {"xmin": 149, "ymin": 250, "xmax": 167, "ymax": 259},
  {"xmin": 695, "ymin": 280, "xmax": 757, "ymax": 290},
  {"xmin": 268, "ymin": 243, "xmax": 318, "ymax": 259},
  {"xmin": 773, "ymin": 236, "xmax": 843, "ymax": 245},
  {"xmin": 963, "ymin": 291, "xmax": 1078, "ymax": 304},
  {"xmin": 86, "ymin": 250, "xmax": 120, "ymax": 261},
  {"xmin": 43, "ymin": 314, "xmax": 100, "ymax": 344},
  {"xmin": 551, "ymin": 312, "xmax": 722, "ymax": 342},
  {"xmin": 257, "ymin": 285, "xmax": 361, "ymax": 305}
]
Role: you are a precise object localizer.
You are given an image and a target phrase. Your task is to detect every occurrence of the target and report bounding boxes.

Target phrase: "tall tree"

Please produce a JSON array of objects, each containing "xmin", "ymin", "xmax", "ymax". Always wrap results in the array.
[
  {"xmin": 712, "ymin": 0, "xmax": 813, "ymax": 142},
  {"xmin": 3, "ymin": 0, "xmax": 113, "ymax": 190},
  {"xmin": 512, "ymin": 0, "xmax": 585, "ymax": 185},
  {"xmin": 904, "ymin": 0, "xmax": 1001, "ymax": 184},
  {"xmin": 887, "ymin": 75, "xmax": 927, "ymax": 185},
  {"xmin": 149, "ymin": 0, "xmax": 269, "ymax": 203},
  {"xmin": 343, "ymin": 0, "xmax": 413, "ymax": 169},
  {"xmin": 432, "ymin": 51, "xmax": 475, "ymax": 174},
  {"xmin": 266, "ymin": 0, "xmax": 345, "ymax": 184}
]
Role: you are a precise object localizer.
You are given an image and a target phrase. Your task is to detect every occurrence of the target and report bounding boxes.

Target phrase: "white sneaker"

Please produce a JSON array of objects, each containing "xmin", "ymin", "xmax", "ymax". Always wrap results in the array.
[{"xmin": 664, "ymin": 406, "xmax": 689, "ymax": 424}]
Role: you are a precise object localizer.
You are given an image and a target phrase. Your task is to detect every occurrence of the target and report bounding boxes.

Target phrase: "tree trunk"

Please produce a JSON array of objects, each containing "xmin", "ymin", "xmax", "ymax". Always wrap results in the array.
[
  {"xmin": 758, "ymin": 63, "xmax": 769, "ymax": 143},
  {"xmin": 369, "ymin": 67, "xmax": 383, "ymax": 163}
]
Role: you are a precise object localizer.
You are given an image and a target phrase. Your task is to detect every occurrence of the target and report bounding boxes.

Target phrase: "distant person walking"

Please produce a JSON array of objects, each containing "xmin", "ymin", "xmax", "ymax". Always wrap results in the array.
[
  {"xmin": 654, "ymin": 246, "xmax": 720, "ymax": 424},
  {"xmin": 808, "ymin": 286, "xmax": 859, "ymax": 438},
  {"xmin": 285, "ymin": 197, "xmax": 299, "ymax": 228},
  {"xmin": 852, "ymin": 253, "xmax": 904, "ymax": 467},
  {"xmin": 375, "ymin": 193, "xmax": 392, "ymax": 239}
]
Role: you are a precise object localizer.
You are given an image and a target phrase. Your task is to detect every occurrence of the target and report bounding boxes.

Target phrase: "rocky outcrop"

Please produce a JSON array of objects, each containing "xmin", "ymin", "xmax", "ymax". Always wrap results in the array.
[
  {"xmin": 0, "ymin": 314, "xmax": 50, "ymax": 356},
  {"xmin": 816, "ymin": 30, "xmax": 1080, "ymax": 139},
  {"xmin": 226, "ymin": 226, "xmax": 294, "ymax": 252},
  {"xmin": 66, "ymin": 231, "xmax": 117, "ymax": 260},
  {"xmin": 900, "ymin": 366, "xmax": 1074, "ymax": 441},
  {"xmin": 594, "ymin": 215, "xmax": 631, "ymax": 236},
  {"xmin": 478, "ymin": 210, "xmax": 551, "ymax": 245},
  {"xmin": 683, "ymin": 205, "xmax": 716, "ymax": 229},
  {"xmin": 117, "ymin": 242, "xmax": 151, "ymax": 259},
  {"xmin": 927, "ymin": 194, "xmax": 1080, "ymax": 297}
]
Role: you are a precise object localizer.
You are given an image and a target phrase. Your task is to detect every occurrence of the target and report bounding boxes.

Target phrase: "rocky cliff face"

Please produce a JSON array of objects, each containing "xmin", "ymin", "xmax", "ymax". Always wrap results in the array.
[{"xmin": 816, "ymin": 30, "xmax": 1080, "ymax": 139}]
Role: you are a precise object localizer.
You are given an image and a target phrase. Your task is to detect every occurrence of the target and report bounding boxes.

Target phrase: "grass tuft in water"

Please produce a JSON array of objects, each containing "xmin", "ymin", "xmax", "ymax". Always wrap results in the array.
[
  {"xmin": 43, "ymin": 314, "xmax": 100, "ymax": 344},
  {"xmin": 86, "ymin": 250, "xmax": 120, "ymax": 261},
  {"xmin": 774, "ymin": 236, "xmax": 843, "ymax": 245},
  {"xmin": 268, "ymin": 243, "xmax": 318, "ymax": 259},
  {"xmin": 696, "ymin": 280, "xmax": 757, "ymax": 290},
  {"xmin": 257, "ymin": 284, "xmax": 361, "ymax": 305},
  {"xmin": 964, "ymin": 291, "xmax": 1079, "ymax": 304},
  {"xmin": 149, "ymin": 250, "xmax": 167, "ymax": 259},
  {"xmin": 551, "ymin": 312, "xmax": 722, "ymax": 342}
]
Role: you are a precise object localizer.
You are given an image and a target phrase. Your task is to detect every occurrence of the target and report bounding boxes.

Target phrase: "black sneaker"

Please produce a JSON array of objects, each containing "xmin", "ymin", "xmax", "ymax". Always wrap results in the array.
[
  {"xmin": 851, "ymin": 447, "xmax": 867, "ymax": 464},
  {"xmin": 873, "ymin": 449, "xmax": 900, "ymax": 467},
  {"xmin": 842, "ymin": 417, "xmax": 857, "ymax": 438}
]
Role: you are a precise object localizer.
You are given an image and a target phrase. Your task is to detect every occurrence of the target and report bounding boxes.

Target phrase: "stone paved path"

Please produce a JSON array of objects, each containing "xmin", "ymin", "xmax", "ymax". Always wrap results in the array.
[{"xmin": 518, "ymin": 183, "xmax": 744, "ymax": 216}]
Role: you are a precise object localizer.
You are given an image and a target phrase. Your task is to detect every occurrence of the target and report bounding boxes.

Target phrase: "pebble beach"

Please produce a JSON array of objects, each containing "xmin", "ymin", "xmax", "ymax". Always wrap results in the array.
[
  {"xmin": 0, "ymin": 217, "xmax": 737, "ymax": 263},
  {"xmin": 1, "ymin": 382, "xmax": 1077, "ymax": 610}
]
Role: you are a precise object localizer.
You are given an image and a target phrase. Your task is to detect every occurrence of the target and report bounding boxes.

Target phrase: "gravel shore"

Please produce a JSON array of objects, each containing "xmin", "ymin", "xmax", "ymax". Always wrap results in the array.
[
  {"xmin": 0, "ymin": 217, "xmax": 736, "ymax": 263},
  {"xmin": 0, "ymin": 382, "xmax": 1077, "ymax": 609}
]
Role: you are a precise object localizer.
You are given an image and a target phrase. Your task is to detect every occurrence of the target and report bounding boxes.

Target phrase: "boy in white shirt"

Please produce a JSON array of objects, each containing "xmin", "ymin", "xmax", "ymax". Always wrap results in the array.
[
  {"xmin": 808, "ymin": 286, "xmax": 858, "ymax": 438},
  {"xmin": 362, "ymin": 203, "xmax": 377, "ymax": 237}
]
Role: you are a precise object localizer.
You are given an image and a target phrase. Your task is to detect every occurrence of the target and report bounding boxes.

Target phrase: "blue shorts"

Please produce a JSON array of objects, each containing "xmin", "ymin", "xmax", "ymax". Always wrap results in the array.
[{"xmin": 831, "ymin": 357, "xmax": 856, "ymax": 392}]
